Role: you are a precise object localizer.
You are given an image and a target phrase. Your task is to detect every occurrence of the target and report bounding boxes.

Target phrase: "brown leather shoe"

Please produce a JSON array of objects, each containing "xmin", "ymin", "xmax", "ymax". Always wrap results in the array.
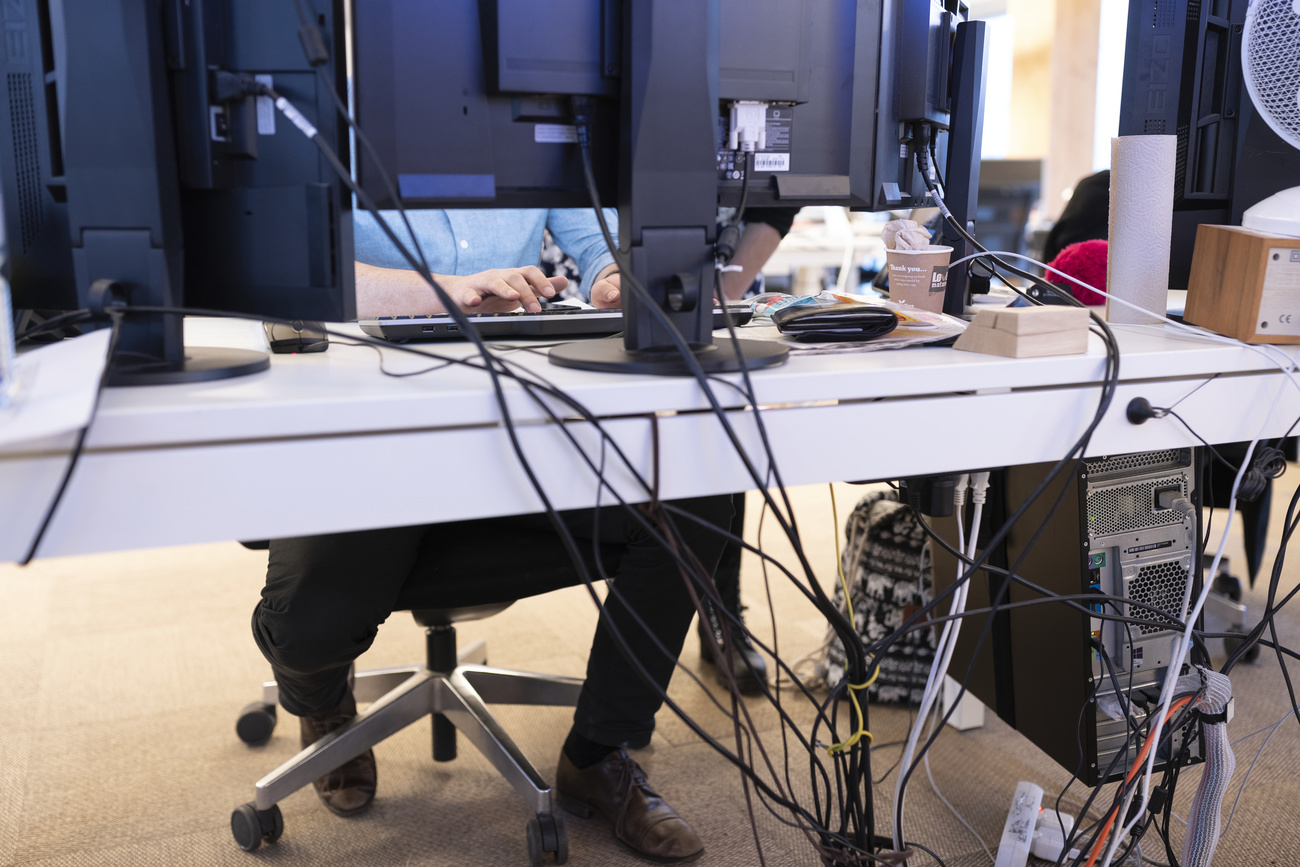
[
  {"xmin": 556, "ymin": 748, "xmax": 704, "ymax": 863},
  {"xmin": 298, "ymin": 690, "xmax": 377, "ymax": 817}
]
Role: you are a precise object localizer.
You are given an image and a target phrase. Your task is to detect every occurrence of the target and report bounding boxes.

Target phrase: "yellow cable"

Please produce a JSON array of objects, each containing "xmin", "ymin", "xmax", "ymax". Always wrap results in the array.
[
  {"xmin": 827, "ymin": 484, "xmax": 875, "ymax": 755},
  {"xmin": 830, "ymin": 484, "xmax": 854, "ymax": 632}
]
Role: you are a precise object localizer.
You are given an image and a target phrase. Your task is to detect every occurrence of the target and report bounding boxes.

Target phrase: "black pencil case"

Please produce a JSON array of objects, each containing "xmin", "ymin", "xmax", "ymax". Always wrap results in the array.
[{"xmin": 771, "ymin": 303, "xmax": 899, "ymax": 342}]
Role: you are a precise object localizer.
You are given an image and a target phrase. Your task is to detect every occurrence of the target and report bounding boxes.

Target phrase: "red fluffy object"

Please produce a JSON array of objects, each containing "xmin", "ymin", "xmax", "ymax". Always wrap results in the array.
[{"xmin": 1047, "ymin": 239, "xmax": 1108, "ymax": 305}]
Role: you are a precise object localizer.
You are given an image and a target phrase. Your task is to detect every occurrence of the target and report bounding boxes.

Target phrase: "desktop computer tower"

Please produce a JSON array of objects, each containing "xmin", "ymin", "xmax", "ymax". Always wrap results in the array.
[{"xmin": 931, "ymin": 449, "xmax": 1204, "ymax": 786}]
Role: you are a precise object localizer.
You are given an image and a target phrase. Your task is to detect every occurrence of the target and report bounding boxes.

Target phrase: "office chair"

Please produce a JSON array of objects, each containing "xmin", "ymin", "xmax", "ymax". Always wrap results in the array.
[{"xmin": 229, "ymin": 525, "xmax": 625, "ymax": 867}]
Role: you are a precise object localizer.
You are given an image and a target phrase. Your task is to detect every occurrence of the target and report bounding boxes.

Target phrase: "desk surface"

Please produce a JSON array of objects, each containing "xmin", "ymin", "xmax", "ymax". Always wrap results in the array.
[{"xmin": 3, "ymin": 320, "xmax": 1298, "ymax": 563}]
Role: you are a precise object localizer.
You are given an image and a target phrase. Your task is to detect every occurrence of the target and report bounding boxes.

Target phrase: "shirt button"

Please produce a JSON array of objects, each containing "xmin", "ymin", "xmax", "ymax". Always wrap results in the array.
[{"xmin": 459, "ymin": 240, "xmax": 469, "ymax": 249}]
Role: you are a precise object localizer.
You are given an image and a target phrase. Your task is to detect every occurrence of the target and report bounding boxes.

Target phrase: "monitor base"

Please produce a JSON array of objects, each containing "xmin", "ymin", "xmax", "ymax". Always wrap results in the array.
[
  {"xmin": 108, "ymin": 346, "xmax": 270, "ymax": 387},
  {"xmin": 548, "ymin": 336, "xmax": 789, "ymax": 376}
]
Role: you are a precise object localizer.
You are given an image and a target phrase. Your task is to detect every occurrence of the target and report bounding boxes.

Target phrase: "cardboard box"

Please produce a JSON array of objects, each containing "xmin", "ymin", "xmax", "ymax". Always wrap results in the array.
[
  {"xmin": 952, "ymin": 306, "xmax": 1090, "ymax": 358},
  {"xmin": 1185, "ymin": 224, "xmax": 1300, "ymax": 344}
]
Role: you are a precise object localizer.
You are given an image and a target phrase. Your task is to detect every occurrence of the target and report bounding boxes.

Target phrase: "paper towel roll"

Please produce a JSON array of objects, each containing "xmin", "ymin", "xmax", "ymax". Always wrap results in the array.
[{"xmin": 1106, "ymin": 135, "xmax": 1177, "ymax": 325}]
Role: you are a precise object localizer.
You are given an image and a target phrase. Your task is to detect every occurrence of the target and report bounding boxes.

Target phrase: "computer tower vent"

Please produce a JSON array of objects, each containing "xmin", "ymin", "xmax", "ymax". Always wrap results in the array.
[
  {"xmin": 1088, "ymin": 475, "xmax": 1189, "ymax": 536},
  {"xmin": 1128, "ymin": 561, "xmax": 1189, "ymax": 635},
  {"xmin": 1185, "ymin": 0, "xmax": 1200, "ymax": 23},
  {"xmin": 7, "ymin": 72, "xmax": 43, "ymax": 253},
  {"xmin": 1174, "ymin": 123, "xmax": 1190, "ymax": 205},
  {"xmin": 1154, "ymin": 0, "xmax": 1176, "ymax": 28},
  {"xmin": 1144, "ymin": 119, "xmax": 1167, "ymax": 134},
  {"xmin": 1085, "ymin": 449, "xmax": 1190, "ymax": 480}
]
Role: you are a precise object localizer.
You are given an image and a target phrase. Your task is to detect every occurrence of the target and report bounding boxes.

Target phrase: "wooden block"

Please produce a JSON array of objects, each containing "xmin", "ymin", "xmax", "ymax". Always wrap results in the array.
[
  {"xmin": 1185, "ymin": 225, "xmax": 1300, "ymax": 344},
  {"xmin": 976, "ymin": 306, "xmax": 1090, "ymax": 335},
  {"xmin": 953, "ymin": 306, "xmax": 1090, "ymax": 358}
]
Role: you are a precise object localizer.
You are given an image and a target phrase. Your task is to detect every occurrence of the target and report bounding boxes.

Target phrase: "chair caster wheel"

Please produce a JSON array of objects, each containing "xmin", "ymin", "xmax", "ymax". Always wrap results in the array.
[
  {"xmin": 526, "ymin": 813, "xmax": 567, "ymax": 865},
  {"xmin": 236, "ymin": 702, "xmax": 277, "ymax": 746},
  {"xmin": 1225, "ymin": 637, "xmax": 1263, "ymax": 664},
  {"xmin": 231, "ymin": 802, "xmax": 283, "ymax": 851}
]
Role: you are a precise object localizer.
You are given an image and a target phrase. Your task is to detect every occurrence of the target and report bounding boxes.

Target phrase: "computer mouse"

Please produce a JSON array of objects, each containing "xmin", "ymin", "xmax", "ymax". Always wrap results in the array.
[{"xmin": 263, "ymin": 320, "xmax": 329, "ymax": 353}]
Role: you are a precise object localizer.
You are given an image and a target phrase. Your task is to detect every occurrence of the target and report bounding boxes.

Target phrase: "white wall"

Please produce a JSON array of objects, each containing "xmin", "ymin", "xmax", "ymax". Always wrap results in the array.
[
  {"xmin": 1092, "ymin": 0, "xmax": 1130, "ymax": 171},
  {"xmin": 978, "ymin": 13, "xmax": 1017, "ymax": 161}
]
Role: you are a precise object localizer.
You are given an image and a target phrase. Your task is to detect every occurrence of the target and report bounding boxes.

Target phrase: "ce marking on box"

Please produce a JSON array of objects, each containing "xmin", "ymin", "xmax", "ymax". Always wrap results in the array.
[{"xmin": 1281, "ymin": 314, "xmax": 1296, "ymax": 325}]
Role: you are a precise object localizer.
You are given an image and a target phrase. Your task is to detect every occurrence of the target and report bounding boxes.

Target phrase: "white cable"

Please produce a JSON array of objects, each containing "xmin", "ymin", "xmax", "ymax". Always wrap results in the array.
[
  {"xmin": 1217, "ymin": 703, "xmax": 1295, "ymax": 838},
  {"xmin": 925, "ymin": 243, "xmax": 1296, "ymax": 867},
  {"xmin": 893, "ymin": 475, "xmax": 982, "ymax": 851},
  {"xmin": 944, "ymin": 249, "xmax": 1300, "ymax": 399},
  {"xmin": 923, "ymin": 701, "xmax": 996, "ymax": 865},
  {"xmin": 923, "ymin": 241, "xmax": 1300, "ymax": 866},
  {"xmin": 912, "ymin": 220, "xmax": 1300, "ymax": 862},
  {"xmin": 1165, "ymin": 703, "xmax": 1300, "ymax": 828},
  {"xmin": 1099, "ymin": 399, "xmax": 1282, "ymax": 867}
]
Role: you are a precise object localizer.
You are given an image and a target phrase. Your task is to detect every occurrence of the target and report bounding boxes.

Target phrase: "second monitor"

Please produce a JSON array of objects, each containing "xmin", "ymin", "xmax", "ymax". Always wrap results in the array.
[{"xmin": 352, "ymin": 0, "xmax": 988, "ymax": 371}]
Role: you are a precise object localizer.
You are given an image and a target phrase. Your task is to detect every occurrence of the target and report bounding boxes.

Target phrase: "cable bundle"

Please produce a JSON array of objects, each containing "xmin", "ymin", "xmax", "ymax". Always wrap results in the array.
[
  {"xmin": 1180, "ymin": 670, "xmax": 1234, "ymax": 867},
  {"xmin": 20, "ymin": 20, "xmax": 1300, "ymax": 864}
]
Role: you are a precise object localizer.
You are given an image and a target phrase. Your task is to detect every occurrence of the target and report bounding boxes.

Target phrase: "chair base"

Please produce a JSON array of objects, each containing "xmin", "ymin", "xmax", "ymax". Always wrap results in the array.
[{"xmin": 242, "ymin": 636, "xmax": 584, "ymax": 818}]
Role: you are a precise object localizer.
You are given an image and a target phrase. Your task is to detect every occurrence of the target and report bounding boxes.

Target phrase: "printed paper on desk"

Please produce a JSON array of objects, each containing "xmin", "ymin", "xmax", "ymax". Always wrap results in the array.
[
  {"xmin": 0, "ymin": 276, "xmax": 15, "ymax": 408},
  {"xmin": 0, "ymin": 329, "xmax": 111, "ymax": 448},
  {"xmin": 743, "ymin": 295, "xmax": 966, "ymax": 355}
]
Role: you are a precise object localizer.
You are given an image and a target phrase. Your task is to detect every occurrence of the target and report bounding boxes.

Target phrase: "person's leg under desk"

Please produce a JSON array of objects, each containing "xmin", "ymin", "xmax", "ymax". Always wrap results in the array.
[
  {"xmin": 548, "ymin": 495, "xmax": 732, "ymax": 864},
  {"xmin": 251, "ymin": 525, "xmax": 425, "ymax": 814}
]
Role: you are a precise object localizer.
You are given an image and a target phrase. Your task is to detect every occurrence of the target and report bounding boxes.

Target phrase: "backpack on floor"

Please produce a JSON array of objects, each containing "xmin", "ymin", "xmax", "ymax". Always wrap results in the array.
[{"xmin": 820, "ymin": 491, "xmax": 936, "ymax": 704}]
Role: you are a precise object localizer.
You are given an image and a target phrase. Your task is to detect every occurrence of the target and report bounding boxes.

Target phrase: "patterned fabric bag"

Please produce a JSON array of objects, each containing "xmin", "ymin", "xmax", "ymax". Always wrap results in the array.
[{"xmin": 821, "ymin": 491, "xmax": 936, "ymax": 704}]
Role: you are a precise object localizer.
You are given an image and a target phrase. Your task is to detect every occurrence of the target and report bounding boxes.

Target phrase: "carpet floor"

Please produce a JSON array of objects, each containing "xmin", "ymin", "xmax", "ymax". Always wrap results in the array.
[{"xmin": 1, "ymin": 481, "xmax": 1296, "ymax": 866}]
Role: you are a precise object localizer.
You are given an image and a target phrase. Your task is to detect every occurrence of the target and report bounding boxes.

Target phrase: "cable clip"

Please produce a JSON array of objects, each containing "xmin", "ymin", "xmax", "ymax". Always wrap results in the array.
[
  {"xmin": 86, "ymin": 279, "xmax": 128, "ymax": 319},
  {"xmin": 1125, "ymin": 397, "xmax": 1168, "ymax": 425}
]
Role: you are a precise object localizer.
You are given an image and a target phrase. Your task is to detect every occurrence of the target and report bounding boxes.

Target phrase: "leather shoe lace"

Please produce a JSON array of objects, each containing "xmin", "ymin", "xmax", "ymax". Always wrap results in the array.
[
  {"xmin": 299, "ymin": 689, "xmax": 377, "ymax": 816},
  {"xmin": 556, "ymin": 748, "xmax": 704, "ymax": 863}
]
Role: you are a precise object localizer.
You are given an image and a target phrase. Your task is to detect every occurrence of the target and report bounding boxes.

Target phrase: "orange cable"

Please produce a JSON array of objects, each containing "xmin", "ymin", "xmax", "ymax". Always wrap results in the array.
[{"xmin": 1084, "ymin": 695, "xmax": 1194, "ymax": 867}]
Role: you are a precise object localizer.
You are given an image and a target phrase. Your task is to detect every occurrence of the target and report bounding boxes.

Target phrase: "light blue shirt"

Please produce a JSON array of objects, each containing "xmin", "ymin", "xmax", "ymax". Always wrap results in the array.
[{"xmin": 354, "ymin": 208, "xmax": 618, "ymax": 302}]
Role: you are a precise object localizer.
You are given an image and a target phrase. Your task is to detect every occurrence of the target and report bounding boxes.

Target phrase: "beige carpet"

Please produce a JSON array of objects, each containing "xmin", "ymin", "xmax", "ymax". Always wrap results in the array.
[{"xmin": 1, "ymin": 481, "xmax": 1297, "ymax": 866}]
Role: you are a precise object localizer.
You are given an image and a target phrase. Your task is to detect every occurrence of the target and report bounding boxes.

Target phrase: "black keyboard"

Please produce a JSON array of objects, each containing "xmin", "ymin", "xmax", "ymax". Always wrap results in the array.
[{"xmin": 359, "ymin": 304, "xmax": 754, "ymax": 341}]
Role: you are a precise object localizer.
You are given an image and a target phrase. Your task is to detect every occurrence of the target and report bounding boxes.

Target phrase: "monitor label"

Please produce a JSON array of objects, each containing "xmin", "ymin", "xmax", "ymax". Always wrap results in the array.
[
  {"xmin": 717, "ymin": 105, "xmax": 792, "ymax": 178},
  {"xmin": 255, "ymin": 75, "xmax": 275, "ymax": 135},
  {"xmin": 534, "ymin": 124, "xmax": 578, "ymax": 144},
  {"xmin": 1257, "ymin": 247, "xmax": 1300, "ymax": 336}
]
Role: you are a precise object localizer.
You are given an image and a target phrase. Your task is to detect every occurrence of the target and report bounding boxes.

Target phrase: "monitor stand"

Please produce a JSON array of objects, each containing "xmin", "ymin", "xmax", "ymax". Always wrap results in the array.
[
  {"xmin": 108, "ymin": 347, "xmax": 269, "ymax": 387},
  {"xmin": 549, "ymin": 336, "xmax": 788, "ymax": 376},
  {"xmin": 103, "ymin": 310, "xmax": 269, "ymax": 387}
]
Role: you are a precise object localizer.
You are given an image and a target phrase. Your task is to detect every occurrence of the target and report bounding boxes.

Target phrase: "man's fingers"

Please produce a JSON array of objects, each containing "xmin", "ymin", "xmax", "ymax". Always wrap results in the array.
[
  {"xmin": 593, "ymin": 273, "xmax": 621, "ymax": 309},
  {"xmin": 517, "ymin": 267, "xmax": 558, "ymax": 311},
  {"xmin": 520, "ymin": 266, "xmax": 560, "ymax": 301},
  {"xmin": 503, "ymin": 272, "xmax": 543, "ymax": 313}
]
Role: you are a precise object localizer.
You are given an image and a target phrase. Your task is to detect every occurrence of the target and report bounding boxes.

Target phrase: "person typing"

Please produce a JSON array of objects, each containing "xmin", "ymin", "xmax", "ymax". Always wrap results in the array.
[
  {"xmin": 351, "ymin": 208, "xmax": 623, "ymax": 316},
  {"xmin": 248, "ymin": 207, "xmax": 728, "ymax": 864}
]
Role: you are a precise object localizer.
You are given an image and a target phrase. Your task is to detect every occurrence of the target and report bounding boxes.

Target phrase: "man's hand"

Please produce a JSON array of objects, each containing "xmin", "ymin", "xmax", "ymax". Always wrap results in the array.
[
  {"xmin": 589, "ymin": 266, "xmax": 621, "ymax": 309},
  {"xmin": 441, "ymin": 267, "xmax": 566, "ymax": 314}
]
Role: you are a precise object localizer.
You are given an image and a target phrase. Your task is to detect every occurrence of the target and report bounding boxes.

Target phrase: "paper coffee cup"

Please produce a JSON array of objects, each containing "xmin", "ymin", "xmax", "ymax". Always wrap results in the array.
[{"xmin": 886, "ymin": 245, "xmax": 953, "ymax": 312}]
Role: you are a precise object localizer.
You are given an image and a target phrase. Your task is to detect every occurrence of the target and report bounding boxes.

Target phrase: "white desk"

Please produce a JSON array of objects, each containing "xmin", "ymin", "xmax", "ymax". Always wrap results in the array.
[{"xmin": 3, "ymin": 321, "xmax": 1298, "ymax": 563}]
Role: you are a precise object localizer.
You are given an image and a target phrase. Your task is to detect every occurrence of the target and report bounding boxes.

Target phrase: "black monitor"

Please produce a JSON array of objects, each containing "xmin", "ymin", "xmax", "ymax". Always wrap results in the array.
[
  {"xmin": 0, "ymin": 0, "xmax": 354, "ymax": 384},
  {"xmin": 352, "ymin": 0, "xmax": 989, "ymax": 372},
  {"xmin": 1118, "ymin": 0, "xmax": 1300, "ymax": 291},
  {"xmin": 974, "ymin": 159, "xmax": 1041, "ymax": 257}
]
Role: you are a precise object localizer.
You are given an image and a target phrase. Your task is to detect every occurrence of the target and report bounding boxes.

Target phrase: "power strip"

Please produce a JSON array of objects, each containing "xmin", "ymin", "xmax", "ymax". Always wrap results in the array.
[{"xmin": 994, "ymin": 781, "xmax": 1043, "ymax": 867}]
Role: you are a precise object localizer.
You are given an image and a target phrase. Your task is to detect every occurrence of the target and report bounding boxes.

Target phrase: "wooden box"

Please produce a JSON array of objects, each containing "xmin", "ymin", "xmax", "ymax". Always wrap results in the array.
[
  {"xmin": 952, "ymin": 306, "xmax": 1090, "ymax": 358},
  {"xmin": 1185, "ymin": 224, "xmax": 1300, "ymax": 344}
]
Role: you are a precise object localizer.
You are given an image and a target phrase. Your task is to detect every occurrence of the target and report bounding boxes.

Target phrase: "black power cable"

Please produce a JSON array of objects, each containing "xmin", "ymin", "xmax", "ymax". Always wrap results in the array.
[
  {"xmin": 248, "ymin": 63, "xmax": 919, "ymax": 860},
  {"xmin": 19, "ymin": 310, "xmax": 124, "ymax": 565}
]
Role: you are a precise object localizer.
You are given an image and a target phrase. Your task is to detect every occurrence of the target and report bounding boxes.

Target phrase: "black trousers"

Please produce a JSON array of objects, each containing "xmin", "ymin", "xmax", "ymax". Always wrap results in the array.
[{"xmin": 251, "ymin": 496, "xmax": 731, "ymax": 750}]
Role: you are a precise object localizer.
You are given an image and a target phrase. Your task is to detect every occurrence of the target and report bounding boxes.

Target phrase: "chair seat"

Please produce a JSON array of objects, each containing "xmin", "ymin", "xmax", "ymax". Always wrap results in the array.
[
  {"xmin": 388, "ymin": 518, "xmax": 625, "ymax": 611},
  {"xmin": 411, "ymin": 603, "xmax": 514, "ymax": 627}
]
